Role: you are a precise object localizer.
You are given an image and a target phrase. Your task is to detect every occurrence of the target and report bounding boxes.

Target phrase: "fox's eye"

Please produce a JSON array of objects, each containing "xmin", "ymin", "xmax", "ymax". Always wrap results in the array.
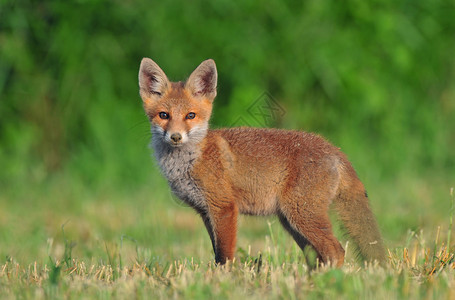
[
  {"xmin": 186, "ymin": 112, "xmax": 196, "ymax": 119},
  {"xmin": 159, "ymin": 112, "xmax": 169, "ymax": 119}
]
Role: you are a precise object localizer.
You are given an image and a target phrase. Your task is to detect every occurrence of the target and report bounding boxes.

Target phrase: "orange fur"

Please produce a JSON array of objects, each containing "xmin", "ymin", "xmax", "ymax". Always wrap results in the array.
[{"xmin": 138, "ymin": 58, "xmax": 386, "ymax": 267}]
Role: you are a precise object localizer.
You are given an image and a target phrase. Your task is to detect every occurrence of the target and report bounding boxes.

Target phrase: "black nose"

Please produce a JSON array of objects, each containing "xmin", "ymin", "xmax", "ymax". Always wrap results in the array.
[{"xmin": 170, "ymin": 133, "xmax": 182, "ymax": 143}]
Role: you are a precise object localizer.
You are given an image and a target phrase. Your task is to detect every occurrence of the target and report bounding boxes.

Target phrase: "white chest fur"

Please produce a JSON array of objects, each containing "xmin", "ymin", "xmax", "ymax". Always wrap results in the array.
[{"xmin": 152, "ymin": 140, "xmax": 207, "ymax": 211}]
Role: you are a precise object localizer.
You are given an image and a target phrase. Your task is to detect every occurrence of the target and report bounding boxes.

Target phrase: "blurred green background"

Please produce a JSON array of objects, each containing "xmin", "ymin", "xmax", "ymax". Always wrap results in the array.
[{"xmin": 0, "ymin": 0, "xmax": 454, "ymax": 263}]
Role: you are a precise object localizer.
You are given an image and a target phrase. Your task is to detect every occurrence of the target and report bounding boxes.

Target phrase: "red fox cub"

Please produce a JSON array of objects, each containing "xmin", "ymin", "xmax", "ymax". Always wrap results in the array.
[{"xmin": 138, "ymin": 58, "xmax": 386, "ymax": 267}]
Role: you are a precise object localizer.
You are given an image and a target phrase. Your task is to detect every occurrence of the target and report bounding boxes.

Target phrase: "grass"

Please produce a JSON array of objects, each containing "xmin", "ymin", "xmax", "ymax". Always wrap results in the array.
[
  {"xmin": 2, "ymin": 229, "xmax": 455, "ymax": 299},
  {"xmin": 0, "ymin": 172, "xmax": 454, "ymax": 299}
]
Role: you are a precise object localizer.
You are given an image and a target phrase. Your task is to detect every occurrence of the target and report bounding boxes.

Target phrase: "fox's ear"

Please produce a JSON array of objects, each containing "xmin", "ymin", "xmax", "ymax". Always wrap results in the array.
[
  {"xmin": 138, "ymin": 58, "xmax": 170, "ymax": 101},
  {"xmin": 185, "ymin": 59, "xmax": 217, "ymax": 102}
]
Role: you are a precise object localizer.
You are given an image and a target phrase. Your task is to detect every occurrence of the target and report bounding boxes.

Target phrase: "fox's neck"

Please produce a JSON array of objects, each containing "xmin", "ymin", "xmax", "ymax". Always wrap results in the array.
[
  {"xmin": 152, "ymin": 142, "xmax": 198, "ymax": 177},
  {"xmin": 151, "ymin": 134, "xmax": 206, "ymax": 181}
]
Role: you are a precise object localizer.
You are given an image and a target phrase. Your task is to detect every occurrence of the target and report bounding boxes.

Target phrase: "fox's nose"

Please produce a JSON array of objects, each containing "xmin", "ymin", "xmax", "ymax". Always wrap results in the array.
[{"xmin": 170, "ymin": 133, "xmax": 182, "ymax": 143}]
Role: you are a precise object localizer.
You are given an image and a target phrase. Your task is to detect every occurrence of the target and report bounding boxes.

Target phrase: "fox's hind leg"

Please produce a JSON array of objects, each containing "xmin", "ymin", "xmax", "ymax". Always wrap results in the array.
[
  {"xmin": 279, "ymin": 159, "xmax": 345, "ymax": 266},
  {"xmin": 278, "ymin": 213, "xmax": 310, "ymax": 251},
  {"xmin": 278, "ymin": 213, "xmax": 323, "ymax": 265},
  {"xmin": 279, "ymin": 202, "xmax": 345, "ymax": 267}
]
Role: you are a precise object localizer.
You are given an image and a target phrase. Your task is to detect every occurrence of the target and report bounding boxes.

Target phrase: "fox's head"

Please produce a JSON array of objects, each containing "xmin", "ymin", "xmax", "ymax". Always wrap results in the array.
[{"xmin": 138, "ymin": 58, "xmax": 217, "ymax": 148}]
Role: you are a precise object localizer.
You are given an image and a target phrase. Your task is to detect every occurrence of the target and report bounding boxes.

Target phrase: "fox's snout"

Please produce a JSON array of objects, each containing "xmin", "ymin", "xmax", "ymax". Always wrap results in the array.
[
  {"xmin": 170, "ymin": 133, "xmax": 182, "ymax": 143},
  {"xmin": 164, "ymin": 130, "xmax": 187, "ymax": 147},
  {"xmin": 169, "ymin": 132, "xmax": 183, "ymax": 146}
]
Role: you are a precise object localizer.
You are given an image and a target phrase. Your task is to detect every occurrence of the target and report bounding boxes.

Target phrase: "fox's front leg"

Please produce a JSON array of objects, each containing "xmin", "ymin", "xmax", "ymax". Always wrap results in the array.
[{"xmin": 200, "ymin": 202, "xmax": 238, "ymax": 264}]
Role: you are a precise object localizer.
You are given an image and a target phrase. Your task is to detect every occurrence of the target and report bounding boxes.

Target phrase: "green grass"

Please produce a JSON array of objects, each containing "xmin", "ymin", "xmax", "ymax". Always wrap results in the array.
[{"xmin": 0, "ymin": 172, "xmax": 454, "ymax": 299}]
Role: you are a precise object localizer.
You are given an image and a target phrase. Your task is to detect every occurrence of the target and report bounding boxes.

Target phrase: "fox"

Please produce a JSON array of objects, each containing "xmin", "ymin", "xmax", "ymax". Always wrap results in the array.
[{"xmin": 138, "ymin": 58, "xmax": 386, "ymax": 267}]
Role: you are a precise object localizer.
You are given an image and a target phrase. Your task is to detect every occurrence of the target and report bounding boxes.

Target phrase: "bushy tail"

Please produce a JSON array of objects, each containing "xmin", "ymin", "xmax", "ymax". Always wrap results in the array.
[{"xmin": 334, "ymin": 164, "xmax": 386, "ymax": 264}]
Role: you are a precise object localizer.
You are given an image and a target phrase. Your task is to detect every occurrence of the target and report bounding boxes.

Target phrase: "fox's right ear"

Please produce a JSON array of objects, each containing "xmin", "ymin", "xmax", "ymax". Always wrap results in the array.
[{"xmin": 138, "ymin": 58, "xmax": 170, "ymax": 101}]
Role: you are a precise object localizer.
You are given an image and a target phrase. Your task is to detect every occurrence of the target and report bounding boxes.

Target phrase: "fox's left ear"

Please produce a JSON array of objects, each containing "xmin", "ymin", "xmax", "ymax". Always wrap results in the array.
[{"xmin": 185, "ymin": 59, "xmax": 217, "ymax": 102}]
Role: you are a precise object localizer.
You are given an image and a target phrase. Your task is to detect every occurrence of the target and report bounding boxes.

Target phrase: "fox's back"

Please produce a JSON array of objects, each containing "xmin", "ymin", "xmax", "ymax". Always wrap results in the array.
[{"xmin": 213, "ymin": 127, "xmax": 339, "ymax": 161}]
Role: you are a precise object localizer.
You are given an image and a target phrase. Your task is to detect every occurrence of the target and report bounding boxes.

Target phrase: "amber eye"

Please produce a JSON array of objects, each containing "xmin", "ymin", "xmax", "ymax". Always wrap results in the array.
[
  {"xmin": 186, "ymin": 112, "xmax": 196, "ymax": 119},
  {"xmin": 159, "ymin": 112, "xmax": 169, "ymax": 119}
]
